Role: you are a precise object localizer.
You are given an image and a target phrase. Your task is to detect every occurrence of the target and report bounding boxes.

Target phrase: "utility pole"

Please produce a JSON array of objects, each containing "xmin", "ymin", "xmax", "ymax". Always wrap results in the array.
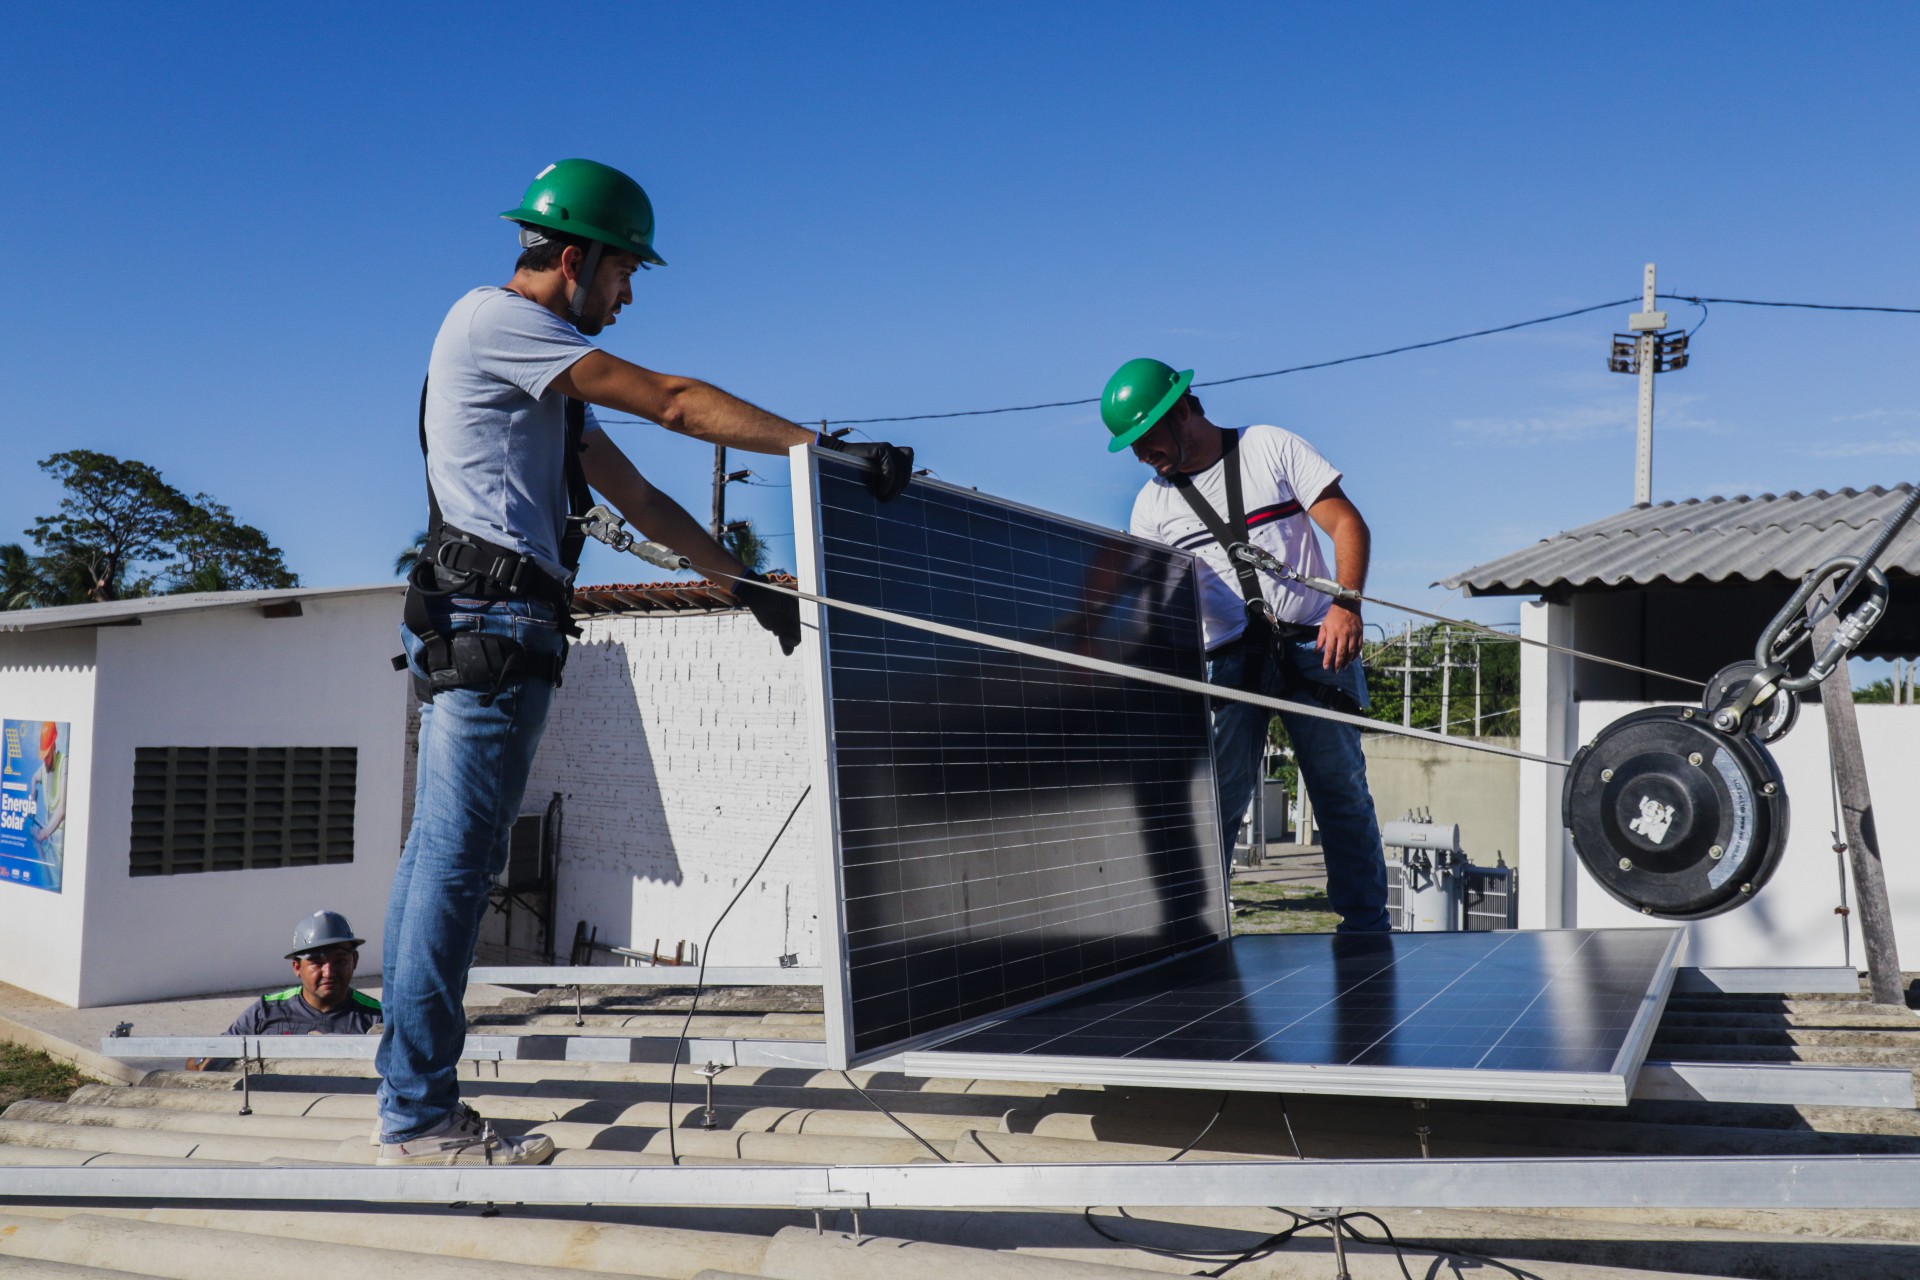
[
  {"xmin": 710, "ymin": 445, "xmax": 751, "ymax": 545},
  {"xmin": 1609, "ymin": 263, "xmax": 1690, "ymax": 506},
  {"xmin": 1403, "ymin": 623, "xmax": 1415, "ymax": 727},
  {"xmin": 1473, "ymin": 638, "xmax": 1482, "ymax": 738},
  {"xmin": 1814, "ymin": 586, "xmax": 1903, "ymax": 1005},
  {"xmin": 1632, "ymin": 263, "xmax": 1659, "ymax": 506},
  {"xmin": 1439, "ymin": 626, "xmax": 1453, "ymax": 736}
]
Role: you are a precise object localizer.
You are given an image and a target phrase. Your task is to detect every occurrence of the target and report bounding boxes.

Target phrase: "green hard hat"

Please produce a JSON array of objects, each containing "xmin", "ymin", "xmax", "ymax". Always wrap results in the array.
[
  {"xmin": 501, "ymin": 158, "xmax": 667, "ymax": 266},
  {"xmin": 1101, "ymin": 358, "xmax": 1194, "ymax": 453}
]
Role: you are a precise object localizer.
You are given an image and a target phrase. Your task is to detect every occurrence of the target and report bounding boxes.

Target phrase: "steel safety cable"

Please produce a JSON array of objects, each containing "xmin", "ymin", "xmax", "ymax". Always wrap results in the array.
[
  {"xmin": 1322, "ymin": 580, "xmax": 1705, "ymax": 689},
  {"xmin": 703, "ymin": 565, "xmax": 1575, "ymax": 768}
]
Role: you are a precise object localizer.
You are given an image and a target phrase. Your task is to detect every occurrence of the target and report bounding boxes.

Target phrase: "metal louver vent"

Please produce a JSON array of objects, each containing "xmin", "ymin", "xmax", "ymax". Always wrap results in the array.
[{"xmin": 130, "ymin": 747, "xmax": 357, "ymax": 876}]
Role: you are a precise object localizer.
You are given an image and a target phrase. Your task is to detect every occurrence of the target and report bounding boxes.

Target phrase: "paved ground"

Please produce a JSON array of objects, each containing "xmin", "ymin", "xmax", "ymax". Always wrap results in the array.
[{"xmin": 1233, "ymin": 843, "xmax": 1327, "ymax": 891}]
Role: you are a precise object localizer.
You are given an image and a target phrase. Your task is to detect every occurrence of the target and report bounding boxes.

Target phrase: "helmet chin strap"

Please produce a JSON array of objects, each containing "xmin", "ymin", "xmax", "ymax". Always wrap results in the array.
[{"xmin": 566, "ymin": 240, "xmax": 605, "ymax": 324}]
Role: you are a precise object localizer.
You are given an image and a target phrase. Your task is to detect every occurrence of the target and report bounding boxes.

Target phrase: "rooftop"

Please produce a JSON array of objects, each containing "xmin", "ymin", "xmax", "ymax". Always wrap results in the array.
[
  {"xmin": 1445, "ymin": 485, "xmax": 1920, "ymax": 597},
  {"xmin": 0, "ymin": 584, "xmax": 402, "ymax": 634}
]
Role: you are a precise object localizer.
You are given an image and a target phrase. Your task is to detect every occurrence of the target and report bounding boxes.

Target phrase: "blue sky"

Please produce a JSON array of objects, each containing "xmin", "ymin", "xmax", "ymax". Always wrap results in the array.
[{"xmin": 5, "ymin": 2, "xmax": 1917, "ymax": 644}]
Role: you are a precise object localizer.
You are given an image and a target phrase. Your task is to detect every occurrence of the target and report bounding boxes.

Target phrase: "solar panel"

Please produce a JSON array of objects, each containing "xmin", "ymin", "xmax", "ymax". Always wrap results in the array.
[
  {"xmin": 792, "ymin": 448, "xmax": 1682, "ymax": 1103},
  {"xmin": 905, "ymin": 929, "xmax": 1683, "ymax": 1104},
  {"xmin": 793, "ymin": 448, "xmax": 1227, "ymax": 1066}
]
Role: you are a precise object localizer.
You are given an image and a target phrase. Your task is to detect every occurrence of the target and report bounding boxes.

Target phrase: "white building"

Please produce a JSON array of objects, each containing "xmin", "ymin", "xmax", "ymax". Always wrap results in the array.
[
  {"xmin": 0, "ymin": 586, "xmax": 408, "ymax": 1007},
  {"xmin": 0, "ymin": 579, "xmax": 815, "ymax": 1008},
  {"xmin": 1446, "ymin": 487, "xmax": 1920, "ymax": 970}
]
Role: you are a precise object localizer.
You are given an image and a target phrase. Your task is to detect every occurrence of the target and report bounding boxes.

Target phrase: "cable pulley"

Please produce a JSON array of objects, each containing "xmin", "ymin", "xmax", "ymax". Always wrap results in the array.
[{"xmin": 1562, "ymin": 707, "xmax": 1790, "ymax": 919}]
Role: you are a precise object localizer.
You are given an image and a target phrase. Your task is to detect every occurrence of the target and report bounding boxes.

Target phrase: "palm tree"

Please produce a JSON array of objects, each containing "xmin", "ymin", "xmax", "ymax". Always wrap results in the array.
[
  {"xmin": 722, "ymin": 521, "xmax": 770, "ymax": 575},
  {"xmin": 394, "ymin": 530, "xmax": 428, "ymax": 577}
]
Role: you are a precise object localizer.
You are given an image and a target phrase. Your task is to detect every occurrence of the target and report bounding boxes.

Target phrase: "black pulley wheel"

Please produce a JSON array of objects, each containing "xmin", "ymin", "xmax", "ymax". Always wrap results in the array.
[{"xmin": 1562, "ymin": 707, "xmax": 1789, "ymax": 920}]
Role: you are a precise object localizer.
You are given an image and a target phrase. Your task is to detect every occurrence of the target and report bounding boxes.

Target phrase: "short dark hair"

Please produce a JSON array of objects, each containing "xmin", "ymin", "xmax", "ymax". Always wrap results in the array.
[{"xmin": 514, "ymin": 228, "xmax": 591, "ymax": 273}]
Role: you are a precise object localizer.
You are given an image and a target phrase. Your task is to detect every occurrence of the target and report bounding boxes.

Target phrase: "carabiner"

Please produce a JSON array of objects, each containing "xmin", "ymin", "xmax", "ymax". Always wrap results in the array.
[{"xmin": 1757, "ymin": 555, "xmax": 1892, "ymax": 694}]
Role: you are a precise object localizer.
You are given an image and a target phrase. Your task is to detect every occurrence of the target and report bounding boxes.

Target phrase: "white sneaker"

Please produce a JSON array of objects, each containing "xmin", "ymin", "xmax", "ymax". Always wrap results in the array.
[{"xmin": 377, "ymin": 1104, "xmax": 555, "ymax": 1166}]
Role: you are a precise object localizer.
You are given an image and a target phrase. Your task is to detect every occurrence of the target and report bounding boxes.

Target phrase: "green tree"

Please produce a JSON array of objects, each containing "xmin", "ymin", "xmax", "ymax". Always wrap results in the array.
[
  {"xmin": 9, "ymin": 451, "xmax": 297, "ymax": 608},
  {"xmin": 722, "ymin": 520, "xmax": 771, "ymax": 575},
  {"xmin": 169, "ymin": 497, "xmax": 296, "ymax": 592},
  {"xmin": 1361, "ymin": 622, "xmax": 1520, "ymax": 735},
  {"xmin": 27, "ymin": 451, "xmax": 187, "ymax": 602}
]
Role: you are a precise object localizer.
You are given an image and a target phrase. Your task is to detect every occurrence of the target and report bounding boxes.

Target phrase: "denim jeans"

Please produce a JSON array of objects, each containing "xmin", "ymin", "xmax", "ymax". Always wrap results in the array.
[
  {"xmin": 1209, "ymin": 633, "xmax": 1390, "ymax": 933},
  {"xmin": 376, "ymin": 593, "xmax": 563, "ymax": 1141}
]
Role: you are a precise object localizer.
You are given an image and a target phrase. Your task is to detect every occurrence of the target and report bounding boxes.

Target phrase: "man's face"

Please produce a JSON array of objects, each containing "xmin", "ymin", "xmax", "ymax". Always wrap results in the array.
[
  {"xmin": 1129, "ymin": 402, "xmax": 1190, "ymax": 477},
  {"xmin": 291, "ymin": 945, "xmax": 358, "ymax": 1009},
  {"xmin": 571, "ymin": 249, "xmax": 642, "ymax": 337}
]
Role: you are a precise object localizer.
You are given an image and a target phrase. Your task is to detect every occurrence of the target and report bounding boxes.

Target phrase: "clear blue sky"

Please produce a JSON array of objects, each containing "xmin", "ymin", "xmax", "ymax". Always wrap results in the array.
[{"xmin": 5, "ymin": 2, "xmax": 1917, "ymax": 645}]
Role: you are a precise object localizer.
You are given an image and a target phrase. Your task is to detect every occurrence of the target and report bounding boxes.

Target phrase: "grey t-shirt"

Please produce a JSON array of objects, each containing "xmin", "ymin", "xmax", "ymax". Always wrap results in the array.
[{"xmin": 424, "ymin": 288, "xmax": 607, "ymax": 579}]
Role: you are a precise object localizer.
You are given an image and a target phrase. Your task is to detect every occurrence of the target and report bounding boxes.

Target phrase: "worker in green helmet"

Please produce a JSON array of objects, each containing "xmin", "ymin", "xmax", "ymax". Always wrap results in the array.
[
  {"xmin": 1104, "ymin": 358, "xmax": 1389, "ymax": 932},
  {"xmin": 378, "ymin": 159, "xmax": 916, "ymax": 1167}
]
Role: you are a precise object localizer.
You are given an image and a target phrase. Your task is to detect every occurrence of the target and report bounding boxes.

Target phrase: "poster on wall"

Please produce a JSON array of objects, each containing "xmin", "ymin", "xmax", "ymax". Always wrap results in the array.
[{"xmin": 1, "ymin": 720, "xmax": 69, "ymax": 893}]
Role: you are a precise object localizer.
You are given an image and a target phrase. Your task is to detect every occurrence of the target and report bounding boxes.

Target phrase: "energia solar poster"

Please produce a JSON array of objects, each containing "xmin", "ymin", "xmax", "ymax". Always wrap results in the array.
[{"xmin": 1, "ymin": 719, "xmax": 68, "ymax": 893}]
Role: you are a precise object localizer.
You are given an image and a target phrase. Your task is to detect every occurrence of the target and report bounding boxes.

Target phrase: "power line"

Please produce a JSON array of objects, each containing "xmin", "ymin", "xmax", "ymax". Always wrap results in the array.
[
  {"xmin": 822, "ymin": 297, "xmax": 1638, "ymax": 426},
  {"xmin": 1663, "ymin": 294, "xmax": 1920, "ymax": 316},
  {"xmin": 587, "ymin": 290, "xmax": 1920, "ymax": 432}
]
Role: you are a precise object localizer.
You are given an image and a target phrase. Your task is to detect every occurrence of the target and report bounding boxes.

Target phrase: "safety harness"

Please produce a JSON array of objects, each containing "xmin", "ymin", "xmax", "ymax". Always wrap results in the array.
[
  {"xmin": 1167, "ymin": 428, "xmax": 1287, "ymax": 689},
  {"xmin": 394, "ymin": 376, "xmax": 592, "ymax": 705}
]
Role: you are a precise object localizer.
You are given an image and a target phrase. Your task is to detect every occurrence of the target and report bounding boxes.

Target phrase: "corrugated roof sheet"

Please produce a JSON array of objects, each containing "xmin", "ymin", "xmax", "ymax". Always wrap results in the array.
[
  {"xmin": 0, "ymin": 585, "xmax": 402, "ymax": 634},
  {"xmin": 1444, "ymin": 485, "xmax": 1920, "ymax": 597}
]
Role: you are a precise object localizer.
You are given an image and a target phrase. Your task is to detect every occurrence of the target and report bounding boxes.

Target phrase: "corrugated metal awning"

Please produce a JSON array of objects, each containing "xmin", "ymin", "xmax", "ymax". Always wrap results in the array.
[{"xmin": 1443, "ymin": 485, "xmax": 1920, "ymax": 597}]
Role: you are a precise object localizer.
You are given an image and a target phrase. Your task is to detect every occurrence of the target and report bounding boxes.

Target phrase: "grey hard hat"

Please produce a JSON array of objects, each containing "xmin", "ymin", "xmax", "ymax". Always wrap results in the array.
[{"xmin": 285, "ymin": 910, "xmax": 365, "ymax": 959}]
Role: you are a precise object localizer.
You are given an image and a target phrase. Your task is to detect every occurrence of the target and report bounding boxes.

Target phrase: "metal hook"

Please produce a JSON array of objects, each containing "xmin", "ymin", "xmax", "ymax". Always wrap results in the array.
[{"xmin": 1760, "ymin": 556, "xmax": 1891, "ymax": 693}]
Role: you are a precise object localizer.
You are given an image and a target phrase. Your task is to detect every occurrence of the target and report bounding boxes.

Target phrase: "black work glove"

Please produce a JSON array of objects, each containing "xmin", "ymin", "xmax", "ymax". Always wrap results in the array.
[
  {"xmin": 735, "ymin": 574, "xmax": 801, "ymax": 656},
  {"xmin": 819, "ymin": 434, "xmax": 914, "ymax": 501}
]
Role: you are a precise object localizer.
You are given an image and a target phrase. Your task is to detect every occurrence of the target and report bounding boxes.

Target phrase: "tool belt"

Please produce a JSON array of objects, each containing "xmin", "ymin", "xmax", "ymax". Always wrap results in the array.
[
  {"xmin": 395, "ymin": 532, "xmax": 575, "ymax": 707},
  {"xmin": 394, "ymin": 374, "xmax": 591, "ymax": 706}
]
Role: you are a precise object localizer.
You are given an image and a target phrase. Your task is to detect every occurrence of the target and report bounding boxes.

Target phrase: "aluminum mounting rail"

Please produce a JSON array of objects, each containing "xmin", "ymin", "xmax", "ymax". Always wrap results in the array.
[
  {"xmin": 3, "ymin": 1156, "xmax": 1919, "ymax": 1210},
  {"xmin": 98, "ymin": 1035, "xmax": 864, "ymax": 1069},
  {"xmin": 95, "ymin": 1037, "xmax": 1910, "ymax": 1108},
  {"xmin": 468, "ymin": 966, "xmax": 821, "ymax": 987}
]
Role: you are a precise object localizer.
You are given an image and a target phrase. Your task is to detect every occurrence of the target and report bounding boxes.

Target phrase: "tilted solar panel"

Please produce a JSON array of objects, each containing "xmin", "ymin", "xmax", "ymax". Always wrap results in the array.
[
  {"xmin": 907, "ymin": 928, "xmax": 1683, "ymax": 1104},
  {"xmin": 793, "ymin": 447, "xmax": 1227, "ymax": 1066}
]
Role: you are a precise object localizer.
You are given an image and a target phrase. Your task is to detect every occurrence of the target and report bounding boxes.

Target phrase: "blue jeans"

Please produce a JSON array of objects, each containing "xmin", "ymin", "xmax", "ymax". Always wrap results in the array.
[
  {"xmin": 377, "ymin": 594, "xmax": 563, "ymax": 1141},
  {"xmin": 1209, "ymin": 633, "xmax": 1390, "ymax": 933}
]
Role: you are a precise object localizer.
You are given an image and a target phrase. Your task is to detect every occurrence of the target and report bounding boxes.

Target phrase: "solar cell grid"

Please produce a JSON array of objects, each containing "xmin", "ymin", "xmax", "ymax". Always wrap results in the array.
[
  {"xmin": 929, "ymin": 929, "xmax": 1678, "ymax": 1082},
  {"xmin": 799, "ymin": 453, "xmax": 1227, "ymax": 1060}
]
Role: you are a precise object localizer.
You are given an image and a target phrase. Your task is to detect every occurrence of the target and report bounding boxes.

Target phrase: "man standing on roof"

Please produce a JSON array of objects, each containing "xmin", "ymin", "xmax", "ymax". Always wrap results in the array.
[
  {"xmin": 188, "ymin": 911, "xmax": 381, "ymax": 1071},
  {"xmin": 379, "ymin": 158, "xmax": 913, "ymax": 1166},
  {"xmin": 1104, "ymin": 358, "xmax": 1389, "ymax": 933}
]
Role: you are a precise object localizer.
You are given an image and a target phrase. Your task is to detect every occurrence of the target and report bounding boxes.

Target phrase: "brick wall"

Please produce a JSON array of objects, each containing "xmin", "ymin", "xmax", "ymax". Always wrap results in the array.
[{"xmin": 522, "ymin": 610, "xmax": 819, "ymax": 967}]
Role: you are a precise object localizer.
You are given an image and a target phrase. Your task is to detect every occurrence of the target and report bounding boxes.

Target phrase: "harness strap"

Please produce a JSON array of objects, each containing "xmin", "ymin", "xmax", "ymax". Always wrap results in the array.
[{"xmin": 1169, "ymin": 429, "xmax": 1273, "ymax": 688}]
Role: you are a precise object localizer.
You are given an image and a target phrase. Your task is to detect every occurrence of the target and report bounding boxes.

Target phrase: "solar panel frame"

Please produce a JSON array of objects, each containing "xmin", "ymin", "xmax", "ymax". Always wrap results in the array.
[
  {"xmin": 902, "ymin": 927, "xmax": 1686, "ymax": 1105},
  {"xmin": 791, "ymin": 444, "xmax": 1230, "ymax": 1069}
]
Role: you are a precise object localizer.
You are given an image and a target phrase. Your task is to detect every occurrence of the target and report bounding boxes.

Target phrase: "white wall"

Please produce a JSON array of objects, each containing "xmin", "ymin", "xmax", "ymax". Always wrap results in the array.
[
  {"xmin": 523, "ymin": 611, "xmax": 818, "ymax": 969},
  {"xmin": 78, "ymin": 591, "xmax": 408, "ymax": 1006},
  {"xmin": 1570, "ymin": 698, "xmax": 1920, "ymax": 969},
  {"xmin": 0, "ymin": 629, "xmax": 99, "ymax": 1005}
]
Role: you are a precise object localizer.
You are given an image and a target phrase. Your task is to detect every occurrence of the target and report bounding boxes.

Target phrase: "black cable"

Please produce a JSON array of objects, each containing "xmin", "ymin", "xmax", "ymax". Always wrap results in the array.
[
  {"xmin": 1167, "ymin": 1092, "xmax": 1231, "ymax": 1162},
  {"xmin": 1340, "ymin": 1211, "xmax": 1542, "ymax": 1280},
  {"xmin": 823, "ymin": 298, "xmax": 1637, "ymax": 425},
  {"xmin": 836, "ymin": 1069, "xmax": 954, "ymax": 1162},
  {"xmin": 664, "ymin": 785, "xmax": 811, "ymax": 1166},
  {"xmin": 1277, "ymin": 1097, "xmax": 1304, "ymax": 1161},
  {"xmin": 1663, "ymin": 293, "xmax": 1920, "ymax": 316}
]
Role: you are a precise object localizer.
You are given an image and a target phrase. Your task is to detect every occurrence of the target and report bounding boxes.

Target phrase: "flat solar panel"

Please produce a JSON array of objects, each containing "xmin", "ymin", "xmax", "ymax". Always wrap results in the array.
[
  {"xmin": 905, "ymin": 929, "xmax": 1684, "ymax": 1104},
  {"xmin": 793, "ymin": 448, "xmax": 1227, "ymax": 1066}
]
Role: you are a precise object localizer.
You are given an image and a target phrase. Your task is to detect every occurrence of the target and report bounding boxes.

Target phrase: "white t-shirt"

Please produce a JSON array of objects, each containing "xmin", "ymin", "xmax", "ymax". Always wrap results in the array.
[
  {"xmin": 1129, "ymin": 425, "xmax": 1343, "ymax": 650},
  {"xmin": 423, "ymin": 288, "xmax": 608, "ymax": 579}
]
